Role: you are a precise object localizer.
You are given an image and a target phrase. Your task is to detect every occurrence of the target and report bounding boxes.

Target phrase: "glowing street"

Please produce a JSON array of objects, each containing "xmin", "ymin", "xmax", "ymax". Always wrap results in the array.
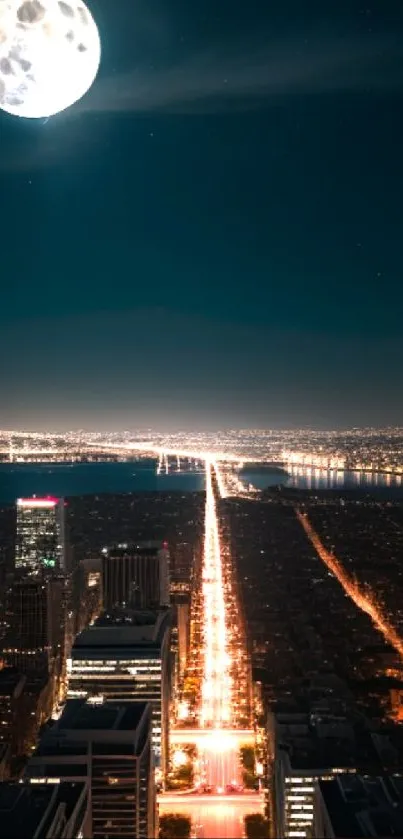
[
  {"xmin": 159, "ymin": 456, "xmax": 264, "ymax": 837},
  {"xmin": 297, "ymin": 509, "xmax": 403, "ymax": 659},
  {"xmin": 200, "ymin": 460, "xmax": 232, "ymax": 729}
]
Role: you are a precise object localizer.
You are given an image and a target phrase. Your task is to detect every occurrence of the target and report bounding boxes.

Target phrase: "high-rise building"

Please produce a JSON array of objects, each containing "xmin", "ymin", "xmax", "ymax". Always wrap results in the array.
[
  {"xmin": 169, "ymin": 541, "xmax": 193, "ymax": 684},
  {"xmin": 9, "ymin": 578, "xmax": 50, "ymax": 652},
  {"xmin": 0, "ymin": 745, "xmax": 8, "ymax": 782},
  {"xmin": 1, "ymin": 575, "xmax": 67, "ymax": 674},
  {"xmin": 0, "ymin": 668, "xmax": 54, "ymax": 772},
  {"xmin": 102, "ymin": 542, "xmax": 169, "ymax": 611},
  {"xmin": 67, "ymin": 608, "xmax": 171, "ymax": 775},
  {"xmin": 26, "ymin": 699, "xmax": 155, "ymax": 839},
  {"xmin": 170, "ymin": 541, "xmax": 194, "ymax": 595},
  {"xmin": 0, "ymin": 670, "xmax": 27, "ymax": 765},
  {"xmin": 70, "ymin": 558, "xmax": 102, "ymax": 639},
  {"xmin": 15, "ymin": 497, "xmax": 65, "ymax": 574},
  {"xmin": 0, "ymin": 781, "xmax": 88, "ymax": 839},
  {"xmin": 268, "ymin": 711, "xmax": 374, "ymax": 839}
]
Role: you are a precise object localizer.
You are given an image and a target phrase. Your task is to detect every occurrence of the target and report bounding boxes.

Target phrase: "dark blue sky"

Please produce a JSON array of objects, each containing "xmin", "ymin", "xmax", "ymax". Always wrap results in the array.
[{"xmin": 1, "ymin": 0, "xmax": 403, "ymax": 430}]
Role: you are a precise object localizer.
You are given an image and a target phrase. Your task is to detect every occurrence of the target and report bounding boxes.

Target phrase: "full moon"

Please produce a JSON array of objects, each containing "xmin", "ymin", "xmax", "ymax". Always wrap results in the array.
[{"xmin": 0, "ymin": 0, "xmax": 101, "ymax": 118}]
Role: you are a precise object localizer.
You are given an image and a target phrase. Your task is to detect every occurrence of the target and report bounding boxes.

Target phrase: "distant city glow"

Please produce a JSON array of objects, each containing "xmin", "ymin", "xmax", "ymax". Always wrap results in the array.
[{"xmin": 3, "ymin": 427, "xmax": 403, "ymax": 476}]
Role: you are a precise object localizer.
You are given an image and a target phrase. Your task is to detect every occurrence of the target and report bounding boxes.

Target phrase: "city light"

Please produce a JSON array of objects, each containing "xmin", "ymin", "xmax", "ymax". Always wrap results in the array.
[
  {"xmin": 172, "ymin": 749, "xmax": 188, "ymax": 767},
  {"xmin": 298, "ymin": 510, "xmax": 403, "ymax": 659},
  {"xmin": 17, "ymin": 497, "xmax": 59, "ymax": 508},
  {"xmin": 177, "ymin": 700, "xmax": 190, "ymax": 720},
  {"xmin": 3, "ymin": 426, "xmax": 403, "ymax": 475},
  {"xmin": 200, "ymin": 459, "xmax": 232, "ymax": 728},
  {"xmin": 205, "ymin": 730, "xmax": 234, "ymax": 752},
  {"xmin": 160, "ymin": 451, "xmax": 264, "ymax": 838}
]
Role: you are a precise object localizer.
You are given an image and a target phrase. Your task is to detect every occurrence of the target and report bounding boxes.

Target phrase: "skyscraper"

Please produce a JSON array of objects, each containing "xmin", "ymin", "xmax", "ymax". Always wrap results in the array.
[
  {"xmin": 15, "ymin": 497, "xmax": 65, "ymax": 574},
  {"xmin": 169, "ymin": 541, "xmax": 194, "ymax": 685},
  {"xmin": 1, "ymin": 575, "xmax": 67, "ymax": 675},
  {"xmin": 8, "ymin": 578, "xmax": 49, "ymax": 653},
  {"xmin": 26, "ymin": 698, "xmax": 155, "ymax": 839},
  {"xmin": 102, "ymin": 542, "xmax": 170, "ymax": 611},
  {"xmin": 68, "ymin": 608, "xmax": 172, "ymax": 775}
]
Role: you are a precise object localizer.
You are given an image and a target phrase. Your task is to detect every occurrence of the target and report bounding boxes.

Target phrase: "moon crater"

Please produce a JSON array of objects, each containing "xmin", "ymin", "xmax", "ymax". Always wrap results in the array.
[{"xmin": 17, "ymin": 2, "xmax": 46, "ymax": 25}]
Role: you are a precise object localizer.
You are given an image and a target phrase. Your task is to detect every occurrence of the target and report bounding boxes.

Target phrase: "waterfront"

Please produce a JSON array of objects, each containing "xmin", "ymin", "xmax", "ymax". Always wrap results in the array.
[
  {"xmin": 0, "ymin": 460, "xmax": 403, "ymax": 504},
  {"xmin": 0, "ymin": 460, "xmax": 204, "ymax": 504},
  {"xmin": 242, "ymin": 464, "xmax": 403, "ymax": 496}
]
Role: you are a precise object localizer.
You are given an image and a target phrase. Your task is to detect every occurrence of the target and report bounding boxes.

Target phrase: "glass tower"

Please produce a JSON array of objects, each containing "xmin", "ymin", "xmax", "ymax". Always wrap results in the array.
[{"xmin": 15, "ymin": 496, "xmax": 65, "ymax": 574}]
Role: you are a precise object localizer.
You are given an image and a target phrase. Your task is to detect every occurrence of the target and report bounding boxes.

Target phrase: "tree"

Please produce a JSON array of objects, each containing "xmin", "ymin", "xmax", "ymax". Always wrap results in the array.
[
  {"xmin": 240, "ymin": 745, "xmax": 257, "ymax": 788},
  {"xmin": 159, "ymin": 813, "xmax": 192, "ymax": 839},
  {"xmin": 244, "ymin": 813, "xmax": 269, "ymax": 838},
  {"xmin": 175, "ymin": 764, "xmax": 193, "ymax": 783},
  {"xmin": 240, "ymin": 745, "xmax": 255, "ymax": 771}
]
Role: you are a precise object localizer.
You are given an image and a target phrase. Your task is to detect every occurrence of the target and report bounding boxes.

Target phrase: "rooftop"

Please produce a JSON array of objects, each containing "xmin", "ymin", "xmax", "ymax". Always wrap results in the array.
[
  {"xmin": 73, "ymin": 607, "xmax": 171, "ymax": 648},
  {"xmin": 276, "ymin": 713, "xmax": 379, "ymax": 772},
  {"xmin": 29, "ymin": 700, "xmax": 151, "ymax": 764},
  {"xmin": 58, "ymin": 699, "xmax": 148, "ymax": 733},
  {"xmin": 106, "ymin": 540, "xmax": 168, "ymax": 557}
]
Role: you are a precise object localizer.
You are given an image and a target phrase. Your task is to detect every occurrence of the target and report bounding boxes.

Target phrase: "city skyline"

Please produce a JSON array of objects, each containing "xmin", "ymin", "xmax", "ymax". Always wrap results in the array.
[
  {"xmin": 1, "ymin": 0, "xmax": 403, "ymax": 430},
  {"xmin": 1, "ymin": 6, "xmax": 403, "ymax": 831}
]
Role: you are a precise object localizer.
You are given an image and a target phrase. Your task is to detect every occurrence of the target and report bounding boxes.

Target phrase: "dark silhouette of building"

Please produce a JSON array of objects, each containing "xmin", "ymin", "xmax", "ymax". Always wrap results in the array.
[
  {"xmin": 0, "ymin": 781, "xmax": 88, "ymax": 838},
  {"xmin": 102, "ymin": 542, "xmax": 169, "ymax": 611},
  {"xmin": 1, "ymin": 575, "xmax": 67, "ymax": 675}
]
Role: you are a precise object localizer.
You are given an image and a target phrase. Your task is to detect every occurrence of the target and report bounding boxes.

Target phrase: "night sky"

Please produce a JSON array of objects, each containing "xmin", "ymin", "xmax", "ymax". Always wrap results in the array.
[{"xmin": 1, "ymin": 0, "xmax": 403, "ymax": 430}]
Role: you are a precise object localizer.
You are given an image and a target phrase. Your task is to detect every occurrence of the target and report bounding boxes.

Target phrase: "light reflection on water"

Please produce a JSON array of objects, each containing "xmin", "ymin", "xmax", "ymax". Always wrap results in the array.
[
  {"xmin": 0, "ymin": 460, "xmax": 205, "ymax": 504},
  {"xmin": 242, "ymin": 465, "xmax": 403, "ymax": 496},
  {"xmin": 0, "ymin": 461, "xmax": 402, "ymax": 504}
]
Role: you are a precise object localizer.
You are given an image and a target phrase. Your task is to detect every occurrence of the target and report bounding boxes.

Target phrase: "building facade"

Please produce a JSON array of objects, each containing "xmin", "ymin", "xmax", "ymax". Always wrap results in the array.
[
  {"xmin": 0, "ymin": 668, "xmax": 54, "ymax": 771},
  {"xmin": 1, "ymin": 574, "xmax": 67, "ymax": 676},
  {"xmin": 268, "ymin": 712, "xmax": 360, "ymax": 839},
  {"xmin": 26, "ymin": 699, "xmax": 155, "ymax": 839},
  {"xmin": 67, "ymin": 608, "xmax": 171, "ymax": 776},
  {"xmin": 102, "ymin": 542, "xmax": 169, "ymax": 611}
]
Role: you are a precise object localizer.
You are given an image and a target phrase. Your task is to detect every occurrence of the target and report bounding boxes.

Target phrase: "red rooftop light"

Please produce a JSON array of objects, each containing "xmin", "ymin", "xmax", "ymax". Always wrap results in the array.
[{"xmin": 17, "ymin": 496, "xmax": 59, "ymax": 508}]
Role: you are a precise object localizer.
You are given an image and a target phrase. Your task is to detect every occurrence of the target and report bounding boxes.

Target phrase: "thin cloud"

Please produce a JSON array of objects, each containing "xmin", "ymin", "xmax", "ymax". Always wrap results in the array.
[
  {"xmin": 1, "ymin": 28, "xmax": 401, "ymax": 172},
  {"xmin": 79, "ymin": 30, "xmax": 403, "ymax": 115}
]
